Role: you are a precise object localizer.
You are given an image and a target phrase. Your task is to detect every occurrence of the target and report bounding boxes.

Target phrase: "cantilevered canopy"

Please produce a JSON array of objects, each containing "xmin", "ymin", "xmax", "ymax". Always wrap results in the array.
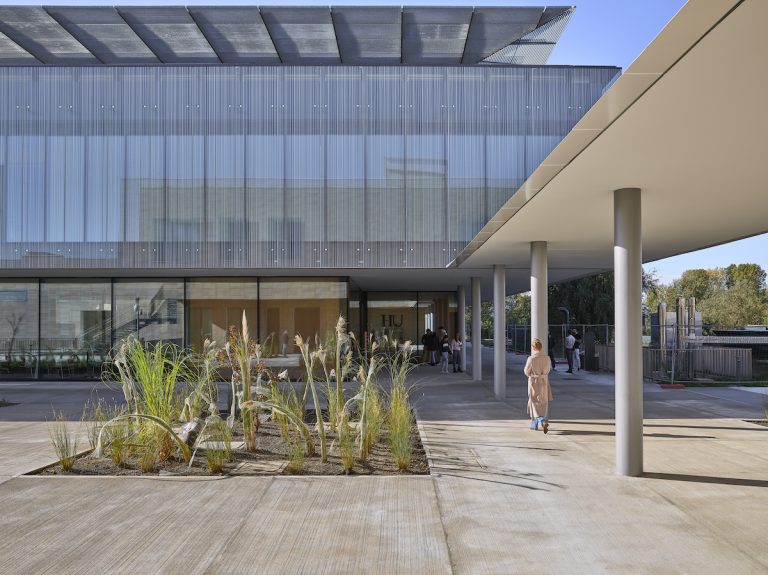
[
  {"xmin": 454, "ymin": 0, "xmax": 768, "ymax": 294},
  {"xmin": 0, "ymin": 5, "xmax": 573, "ymax": 66}
]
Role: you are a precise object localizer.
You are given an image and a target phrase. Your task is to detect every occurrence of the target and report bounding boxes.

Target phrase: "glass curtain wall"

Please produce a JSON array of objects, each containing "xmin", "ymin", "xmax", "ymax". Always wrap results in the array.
[
  {"xmin": 258, "ymin": 278, "xmax": 347, "ymax": 363},
  {"xmin": 366, "ymin": 291, "xmax": 457, "ymax": 356},
  {"xmin": 418, "ymin": 292, "xmax": 458, "ymax": 346},
  {"xmin": 0, "ymin": 279, "xmax": 459, "ymax": 378},
  {"xmin": 0, "ymin": 280, "xmax": 39, "ymax": 379},
  {"xmin": 40, "ymin": 280, "xmax": 111, "ymax": 379},
  {"xmin": 366, "ymin": 292, "xmax": 419, "ymax": 348},
  {"xmin": 113, "ymin": 281, "xmax": 184, "ymax": 347},
  {"xmin": 0, "ymin": 65, "xmax": 619, "ymax": 271},
  {"xmin": 186, "ymin": 280, "xmax": 258, "ymax": 352}
]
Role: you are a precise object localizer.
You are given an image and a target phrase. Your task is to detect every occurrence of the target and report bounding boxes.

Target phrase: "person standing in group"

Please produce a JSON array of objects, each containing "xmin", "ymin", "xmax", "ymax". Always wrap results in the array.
[
  {"xmin": 564, "ymin": 329, "xmax": 576, "ymax": 373},
  {"xmin": 439, "ymin": 334, "xmax": 451, "ymax": 373},
  {"xmin": 572, "ymin": 329, "xmax": 582, "ymax": 371},
  {"xmin": 421, "ymin": 329, "xmax": 432, "ymax": 363},
  {"xmin": 428, "ymin": 329, "xmax": 439, "ymax": 365},
  {"xmin": 548, "ymin": 332, "xmax": 557, "ymax": 370},
  {"xmin": 450, "ymin": 332, "xmax": 463, "ymax": 372},
  {"xmin": 524, "ymin": 338, "xmax": 553, "ymax": 433}
]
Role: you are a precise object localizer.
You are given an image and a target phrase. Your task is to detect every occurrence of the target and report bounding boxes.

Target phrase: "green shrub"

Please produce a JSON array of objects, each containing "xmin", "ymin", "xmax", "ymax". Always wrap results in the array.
[
  {"xmin": 338, "ymin": 420, "xmax": 355, "ymax": 474},
  {"xmin": 138, "ymin": 434, "xmax": 157, "ymax": 473},
  {"xmin": 360, "ymin": 381, "xmax": 385, "ymax": 461},
  {"xmin": 49, "ymin": 411, "xmax": 79, "ymax": 472},
  {"xmin": 107, "ymin": 420, "xmax": 131, "ymax": 468},
  {"xmin": 388, "ymin": 380, "xmax": 413, "ymax": 471},
  {"xmin": 286, "ymin": 430, "xmax": 305, "ymax": 474}
]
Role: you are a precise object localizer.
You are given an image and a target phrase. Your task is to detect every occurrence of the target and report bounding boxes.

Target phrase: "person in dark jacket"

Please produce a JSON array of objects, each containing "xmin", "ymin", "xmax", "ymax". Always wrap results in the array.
[
  {"xmin": 421, "ymin": 329, "xmax": 432, "ymax": 364},
  {"xmin": 439, "ymin": 335, "xmax": 451, "ymax": 373},
  {"xmin": 548, "ymin": 332, "xmax": 557, "ymax": 370},
  {"xmin": 427, "ymin": 330, "xmax": 439, "ymax": 365}
]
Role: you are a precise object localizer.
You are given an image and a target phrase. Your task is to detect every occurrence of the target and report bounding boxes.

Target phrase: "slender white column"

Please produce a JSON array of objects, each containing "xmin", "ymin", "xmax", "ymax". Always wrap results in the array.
[
  {"xmin": 614, "ymin": 188, "xmax": 643, "ymax": 477},
  {"xmin": 493, "ymin": 265, "xmax": 506, "ymax": 399},
  {"xmin": 530, "ymin": 241, "xmax": 548, "ymax": 354},
  {"xmin": 471, "ymin": 277, "xmax": 482, "ymax": 381},
  {"xmin": 457, "ymin": 285, "xmax": 466, "ymax": 372}
]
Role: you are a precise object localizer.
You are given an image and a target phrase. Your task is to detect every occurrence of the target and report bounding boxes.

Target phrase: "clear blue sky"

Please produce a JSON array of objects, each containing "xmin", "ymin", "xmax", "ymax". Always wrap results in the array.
[{"xmin": 17, "ymin": 0, "xmax": 768, "ymax": 282}]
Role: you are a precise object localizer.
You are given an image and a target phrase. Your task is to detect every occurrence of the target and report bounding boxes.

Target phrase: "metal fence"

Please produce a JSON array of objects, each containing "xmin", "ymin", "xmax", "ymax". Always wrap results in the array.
[
  {"xmin": 593, "ymin": 345, "xmax": 754, "ymax": 383},
  {"xmin": 504, "ymin": 323, "xmax": 766, "ymax": 382},
  {"xmin": 506, "ymin": 324, "xmax": 614, "ymax": 357}
]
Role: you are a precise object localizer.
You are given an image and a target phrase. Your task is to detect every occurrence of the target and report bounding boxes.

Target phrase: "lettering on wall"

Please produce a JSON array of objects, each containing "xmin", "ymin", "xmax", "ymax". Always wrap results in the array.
[{"xmin": 381, "ymin": 314, "xmax": 403, "ymax": 328}]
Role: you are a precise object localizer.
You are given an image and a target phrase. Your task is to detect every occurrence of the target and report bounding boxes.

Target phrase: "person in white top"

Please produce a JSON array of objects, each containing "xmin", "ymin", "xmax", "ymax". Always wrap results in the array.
[
  {"xmin": 572, "ymin": 330, "xmax": 582, "ymax": 371},
  {"xmin": 523, "ymin": 338, "xmax": 553, "ymax": 433},
  {"xmin": 564, "ymin": 329, "xmax": 576, "ymax": 373}
]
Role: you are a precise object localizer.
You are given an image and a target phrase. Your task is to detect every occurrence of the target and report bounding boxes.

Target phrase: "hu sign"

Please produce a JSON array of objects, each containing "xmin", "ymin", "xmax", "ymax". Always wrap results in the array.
[{"xmin": 381, "ymin": 314, "xmax": 403, "ymax": 328}]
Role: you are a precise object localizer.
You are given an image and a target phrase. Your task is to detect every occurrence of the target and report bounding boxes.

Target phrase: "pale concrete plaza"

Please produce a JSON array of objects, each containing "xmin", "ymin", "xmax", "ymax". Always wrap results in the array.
[{"xmin": 0, "ymin": 347, "xmax": 766, "ymax": 575}]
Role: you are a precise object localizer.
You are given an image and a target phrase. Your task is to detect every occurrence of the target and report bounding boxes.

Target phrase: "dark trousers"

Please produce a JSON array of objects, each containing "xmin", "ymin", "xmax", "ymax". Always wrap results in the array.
[
  {"xmin": 565, "ymin": 348, "xmax": 574, "ymax": 372},
  {"xmin": 549, "ymin": 351, "xmax": 556, "ymax": 369}
]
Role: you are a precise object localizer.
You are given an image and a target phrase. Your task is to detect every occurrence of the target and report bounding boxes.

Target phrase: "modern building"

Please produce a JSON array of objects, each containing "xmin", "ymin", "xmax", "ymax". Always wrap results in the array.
[
  {"xmin": 0, "ymin": 5, "xmax": 618, "ymax": 379},
  {"xmin": 1, "ymin": 1, "xmax": 766, "ymax": 478}
]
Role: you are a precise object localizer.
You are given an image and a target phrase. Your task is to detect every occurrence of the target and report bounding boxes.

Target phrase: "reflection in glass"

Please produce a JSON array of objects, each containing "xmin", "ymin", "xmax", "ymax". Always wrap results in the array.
[
  {"xmin": 186, "ymin": 280, "xmax": 258, "ymax": 352},
  {"xmin": 113, "ymin": 281, "xmax": 184, "ymax": 348},
  {"xmin": 0, "ymin": 65, "xmax": 618, "ymax": 270},
  {"xmin": 0, "ymin": 281, "xmax": 39, "ymax": 379},
  {"xmin": 366, "ymin": 292, "xmax": 418, "ymax": 347},
  {"xmin": 259, "ymin": 279, "xmax": 347, "ymax": 366},
  {"xmin": 419, "ymin": 292, "xmax": 458, "ymax": 346},
  {"xmin": 40, "ymin": 281, "xmax": 111, "ymax": 379}
]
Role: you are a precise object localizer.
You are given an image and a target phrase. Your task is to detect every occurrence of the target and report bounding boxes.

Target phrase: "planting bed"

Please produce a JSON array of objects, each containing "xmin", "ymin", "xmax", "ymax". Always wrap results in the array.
[{"xmin": 34, "ymin": 418, "xmax": 429, "ymax": 477}]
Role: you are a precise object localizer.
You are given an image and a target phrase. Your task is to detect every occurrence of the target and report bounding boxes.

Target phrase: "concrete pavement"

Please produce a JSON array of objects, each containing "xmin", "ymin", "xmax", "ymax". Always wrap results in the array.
[
  {"xmin": 413, "ymin": 348, "xmax": 768, "ymax": 574},
  {"xmin": 0, "ymin": 348, "xmax": 766, "ymax": 574}
]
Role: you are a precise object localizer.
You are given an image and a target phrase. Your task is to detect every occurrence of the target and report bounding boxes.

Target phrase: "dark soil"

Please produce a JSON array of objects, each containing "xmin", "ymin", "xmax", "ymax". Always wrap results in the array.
[
  {"xmin": 745, "ymin": 420, "xmax": 768, "ymax": 428},
  {"xmin": 35, "ymin": 418, "xmax": 429, "ymax": 477},
  {"xmin": 0, "ymin": 399, "xmax": 18, "ymax": 408}
]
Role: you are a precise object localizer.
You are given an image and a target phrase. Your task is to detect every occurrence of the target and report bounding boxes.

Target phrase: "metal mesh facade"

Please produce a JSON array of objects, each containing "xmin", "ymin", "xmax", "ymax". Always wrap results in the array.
[{"xmin": 0, "ymin": 65, "xmax": 619, "ymax": 271}]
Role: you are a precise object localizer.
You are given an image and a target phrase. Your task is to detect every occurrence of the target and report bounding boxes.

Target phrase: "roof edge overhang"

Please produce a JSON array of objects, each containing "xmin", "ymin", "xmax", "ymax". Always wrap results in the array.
[
  {"xmin": 453, "ymin": 0, "xmax": 768, "ymax": 294},
  {"xmin": 0, "ymin": 5, "xmax": 575, "ymax": 67}
]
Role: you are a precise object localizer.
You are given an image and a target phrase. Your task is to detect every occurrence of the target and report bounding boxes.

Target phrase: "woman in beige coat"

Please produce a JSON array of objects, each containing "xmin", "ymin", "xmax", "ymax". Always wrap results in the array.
[{"xmin": 524, "ymin": 338, "xmax": 553, "ymax": 433}]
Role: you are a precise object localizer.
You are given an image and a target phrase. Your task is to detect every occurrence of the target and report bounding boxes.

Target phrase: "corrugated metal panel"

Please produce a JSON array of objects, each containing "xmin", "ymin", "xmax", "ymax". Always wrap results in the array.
[
  {"xmin": 0, "ymin": 5, "xmax": 578, "ymax": 66},
  {"xmin": 0, "ymin": 65, "xmax": 617, "ymax": 271},
  {"xmin": 188, "ymin": 6, "xmax": 279, "ymax": 64},
  {"xmin": 0, "ymin": 7, "xmax": 98, "ymax": 64},
  {"xmin": 0, "ymin": 31, "xmax": 39, "ymax": 65},
  {"xmin": 331, "ymin": 6, "xmax": 401, "ymax": 65},
  {"xmin": 481, "ymin": 8, "xmax": 574, "ymax": 65},
  {"xmin": 45, "ymin": 6, "xmax": 159, "ymax": 64},
  {"xmin": 117, "ymin": 6, "xmax": 220, "ymax": 64},
  {"xmin": 461, "ymin": 7, "xmax": 542, "ymax": 64},
  {"xmin": 401, "ymin": 7, "xmax": 472, "ymax": 65},
  {"xmin": 260, "ymin": 7, "xmax": 340, "ymax": 64}
]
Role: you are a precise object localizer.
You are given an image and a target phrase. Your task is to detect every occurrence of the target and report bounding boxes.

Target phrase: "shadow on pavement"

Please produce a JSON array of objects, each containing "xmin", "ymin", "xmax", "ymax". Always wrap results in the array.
[{"xmin": 644, "ymin": 472, "xmax": 768, "ymax": 488}]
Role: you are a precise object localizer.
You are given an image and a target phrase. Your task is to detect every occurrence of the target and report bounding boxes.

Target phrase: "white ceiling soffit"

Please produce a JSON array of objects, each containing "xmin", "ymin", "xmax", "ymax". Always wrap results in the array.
[{"xmin": 456, "ymin": 0, "xmax": 767, "ymax": 292}]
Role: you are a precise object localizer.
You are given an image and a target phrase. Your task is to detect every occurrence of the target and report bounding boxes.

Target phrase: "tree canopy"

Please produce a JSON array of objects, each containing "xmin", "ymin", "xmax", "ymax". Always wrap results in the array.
[{"xmin": 465, "ymin": 263, "xmax": 768, "ymax": 332}]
